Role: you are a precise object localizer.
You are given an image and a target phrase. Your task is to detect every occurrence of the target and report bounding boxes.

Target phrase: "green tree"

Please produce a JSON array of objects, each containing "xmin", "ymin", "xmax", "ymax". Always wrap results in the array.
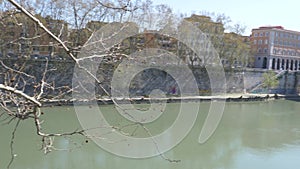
[
  {"xmin": 179, "ymin": 14, "xmax": 252, "ymax": 68},
  {"xmin": 220, "ymin": 32, "xmax": 252, "ymax": 68},
  {"xmin": 262, "ymin": 71, "xmax": 279, "ymax": 91}
]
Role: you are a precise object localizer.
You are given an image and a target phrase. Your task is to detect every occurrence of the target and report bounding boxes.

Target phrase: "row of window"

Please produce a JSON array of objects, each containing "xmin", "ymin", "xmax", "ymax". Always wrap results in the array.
[
  {"xmin": 274, "ymin": 40, "xmax": 300, "ymax": 48},
  {"xmin": 258, "ymin": 48, "xmax": 300, "ymax": 56},
  {"xmin": 254, "ymin": 31, "xmax": 300, "ymax": 40},
  {"xmin": 6, "ymin": 44, "xmax": 54, "ymax": 53},
  {"xmin": 254, "ymin": 32, "xmax": 269, "ymax": 37},
  {"xmin": 258, "ymin": 48, "xmax": 269, "ymax": 53},
  {"xmin": 253, "ymin": 39, "xmax": 268, "ymax": 45},
  {"xmin": 273, "ymin": 49, "xmax": 300, "ymax": 56},
  {"xmin": 254, "ymin": 39, "xmax": 300, "ymax": 48},
  {"xmin": 275, "ymin": 32, "xmax": 300, "ymax": 40}
]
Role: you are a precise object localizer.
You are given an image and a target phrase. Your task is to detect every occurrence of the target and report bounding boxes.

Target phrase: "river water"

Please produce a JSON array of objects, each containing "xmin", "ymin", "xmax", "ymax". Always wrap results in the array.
[{"xmin": 1, "ymin": 100, "xmax": 300, "ymax": 169}]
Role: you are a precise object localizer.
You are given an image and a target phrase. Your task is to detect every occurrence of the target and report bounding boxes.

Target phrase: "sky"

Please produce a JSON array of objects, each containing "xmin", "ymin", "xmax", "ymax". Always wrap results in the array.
[{"xmin": 151, "ymin": 0, "xmax": 300, "ymax": 35}]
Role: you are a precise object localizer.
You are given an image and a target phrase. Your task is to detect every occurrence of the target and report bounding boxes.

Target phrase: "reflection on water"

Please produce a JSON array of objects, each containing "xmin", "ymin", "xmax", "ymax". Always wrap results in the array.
[{"xmin": 1, "ymin": 100, "xmax": 300, "ymax": 169}]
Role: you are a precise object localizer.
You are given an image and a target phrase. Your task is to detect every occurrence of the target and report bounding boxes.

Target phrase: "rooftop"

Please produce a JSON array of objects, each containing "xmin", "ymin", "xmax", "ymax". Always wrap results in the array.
[{"xmin": 252, "ymin": 25, "xmax": 300, "ymax": 34}]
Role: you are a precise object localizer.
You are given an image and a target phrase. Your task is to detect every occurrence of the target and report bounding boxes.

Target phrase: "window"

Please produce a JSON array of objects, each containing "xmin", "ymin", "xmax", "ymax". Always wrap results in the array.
[
  {"xmin": 48, "ymin": 46, "xmax": 53, "ymax": 52},
  {"xmin": 258, "ymin": 48, "xmax": 262, "ymax": 53},
  {"xmin": 265, "ymin": 39, "xmax": 268, "ymax": 44},
  {"xmin": 275, "ymin": 32, "xmax": 279, "ymax": 37},
  {"xmin": 254, "ymin": 33, "xmax": 258, "ymax": 37},
  {"xmin": 264, "ymin": 48, "xmax": 268, "ymax": 53},
  {"xmin": 278, "ymin": 49, "xmax": 281, "ymax": 54},
  {"xmin": 260, "ymin": 33, "xmax": 264, "ymax": 37},
  {"xmin": 258, "ymin": 40, "xmax": 263, "ymax": 44},
  {"xmin": 254, "ymin": 40, "xmax": 257, "ymax": 44},
  {"xmin": 273, "ymin": 49, "xmax": 277, "ymax": 54},
  {"xmin": 279, "ymin": 41, "xmax": 283, "ymax": 45},
  {"xmin": 41, "ymin": 47, "xmax": 48, "ymax": 52},
  {"xmin": 33, "ymin": 46, "xmax": 39, "ymax": 51},
  {"xmin": 281, "ymin": 33, "xmax": 285, "ymax": 38},
  {"xmin": 265, "ymin": 32, "xmax": 269, "ymax": 36}
]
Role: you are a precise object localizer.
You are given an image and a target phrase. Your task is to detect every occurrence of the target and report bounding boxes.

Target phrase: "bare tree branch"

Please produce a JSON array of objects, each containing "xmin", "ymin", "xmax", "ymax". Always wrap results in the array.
[
  {"xmin": 7, "ymin": 0, "xmax": 77, "ymax": 61},
  {"xmin": 0, "ymin": 84, "xmax": 41, "ymax": 106},
  {"xmin": 0, "ymin": 60, "xmax": 35, "ymax": 79},
  {"xmin": 2, "ymin": 0, "xmax": 181, "ymax": 165},
  {"xmin": 7, "ymin": 119, "xmax": 21, "ymax": 169},
  {"xmin": 96, "ymin": 0, "xmax": 138, "ymax": 12}
]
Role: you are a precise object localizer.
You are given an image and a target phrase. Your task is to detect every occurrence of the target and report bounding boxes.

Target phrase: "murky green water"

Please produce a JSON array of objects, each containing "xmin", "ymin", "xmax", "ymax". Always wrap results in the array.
[{"xmin": 1, "ymin": 100, "xmax": 300, "ymax": 169}]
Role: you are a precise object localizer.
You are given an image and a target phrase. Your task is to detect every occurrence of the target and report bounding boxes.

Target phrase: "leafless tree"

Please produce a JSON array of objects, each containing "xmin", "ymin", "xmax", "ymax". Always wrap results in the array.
[{"xmin": 1, "ymin": 0, "xmax": 182, "ymax": 168}]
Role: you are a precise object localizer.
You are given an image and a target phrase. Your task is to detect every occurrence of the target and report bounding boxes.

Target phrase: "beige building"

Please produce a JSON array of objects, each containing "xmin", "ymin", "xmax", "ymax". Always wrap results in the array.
[
  {"xmin": 251, "ymin": 26, "xmax": 300, "ymax": 70},
  {"xmin": 0, "ymin": 12, "xmax": 68, "ymax": 59}
]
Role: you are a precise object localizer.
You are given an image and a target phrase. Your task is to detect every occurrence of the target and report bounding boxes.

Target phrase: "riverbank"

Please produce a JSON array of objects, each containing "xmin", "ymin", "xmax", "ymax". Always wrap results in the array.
[
  {"xmin": 1, "ymin": 59, "xmax": 300, "ymax": 98},
  {"xmin": 42, "ymin": 93, "xmax": 300, "ymax": 106}
]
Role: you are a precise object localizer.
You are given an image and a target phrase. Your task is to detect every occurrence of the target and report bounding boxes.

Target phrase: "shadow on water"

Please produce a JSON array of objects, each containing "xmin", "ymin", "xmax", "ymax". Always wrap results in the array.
[{"xmin": 284, "ymin": 94, "xmax": 300, "ymax": 102}]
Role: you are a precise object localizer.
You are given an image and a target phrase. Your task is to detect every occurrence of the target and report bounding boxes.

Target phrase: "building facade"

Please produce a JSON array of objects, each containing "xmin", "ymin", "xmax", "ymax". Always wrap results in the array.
[
  {"xmin": 0, "ymin": 12, "xmax": 68, "ymax": 59},
  {"xmin": 251, "ymin": 26, "xmax": 300, "ymax": 70}
]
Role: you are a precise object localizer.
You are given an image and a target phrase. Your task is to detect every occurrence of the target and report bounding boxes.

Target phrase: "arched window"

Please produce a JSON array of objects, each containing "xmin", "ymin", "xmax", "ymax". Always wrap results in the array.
[
  {"xmin": 277, "ymin": 58, "xmax": 280, "ymax": 70},
  {"xmin": 262, "ymin": 57, "xmax": 267, "ymax": 69},
  {"xmin": 272, "ymin": 58, "xmax": 276, "ymax": 69},
  {"xmin": 282, "ymin": 59, "xmax": 285, "ymax": 70}
]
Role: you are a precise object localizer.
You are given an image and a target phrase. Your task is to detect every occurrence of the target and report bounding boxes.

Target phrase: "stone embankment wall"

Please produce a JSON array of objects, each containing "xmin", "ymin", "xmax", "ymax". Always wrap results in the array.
[
  {"xmin": 246, "ymin": 69, "xmax": 300, "ymax": 94},
  {"xmin": 0, "ymin": 58, "xmax": 74, "ymax": 96},
  {"xmin": 1, "ymin": 58, "xmax": 299, "ymax": 97}
]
